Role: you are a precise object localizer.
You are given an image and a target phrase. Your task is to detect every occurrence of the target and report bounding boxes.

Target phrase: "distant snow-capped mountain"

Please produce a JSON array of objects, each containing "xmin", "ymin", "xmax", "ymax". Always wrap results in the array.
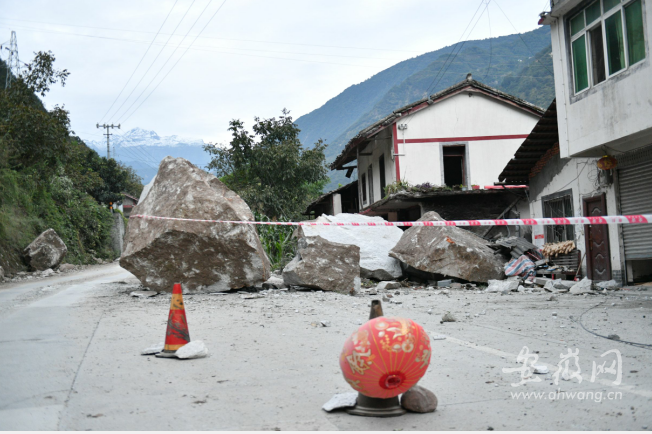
[
  {"xmin": 84, "ymin": 127, "xmax": 213, "ymax": 184},
  {"xmin": 85, "ymin": 127, "xmax": 206, "ymax": 149}
]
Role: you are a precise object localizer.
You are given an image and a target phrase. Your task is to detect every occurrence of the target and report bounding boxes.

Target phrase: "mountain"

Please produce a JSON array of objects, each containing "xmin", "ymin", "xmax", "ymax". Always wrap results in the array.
[
  {"xmin": 85, "ymin": 127, "xmax": 211, "ymax": 184},
  {"xmin": 295, "ymin": 26, "xmax": 555, "ymax": 191}
]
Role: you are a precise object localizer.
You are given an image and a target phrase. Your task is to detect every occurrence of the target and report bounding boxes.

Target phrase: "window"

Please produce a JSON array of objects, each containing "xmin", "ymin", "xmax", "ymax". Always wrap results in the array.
[
  {"xmin": 378, "ymin": 154, "xmax": 386, "ymax": 196},
  {"xmin": 367, "ymin": 165, "xmax": 374, "ymax": 204},
  {"xmin": 569, "ymin": 0, "xmax": 646, "ymax": 94},
  {"xmin": 443, "ymin": 145, "xmax": 466, "ymax": 187},
  {"xmin": 361, "ymin": 174, "xmax": 367, "ymax": 204},
  {"xmin": 543, "ymin": 192, "xmax": 576, "ymax": 243}
]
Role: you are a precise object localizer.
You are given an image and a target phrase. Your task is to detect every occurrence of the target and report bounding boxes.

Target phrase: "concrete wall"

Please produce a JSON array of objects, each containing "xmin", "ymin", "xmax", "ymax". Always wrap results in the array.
[
  {"xmin": 357, "ymin": 128, "xmax": 394, "ymax": 208},
  {"xmin": 549, "ymin": 0, "xmax": 652, "ymax": 157},
  {"xmin": 110, "ymin": 213, "xmax": 126, "ymax": 257},
  {"xmin": 528, "ymin": 155, "xmax": 623, "ymax": 280}
]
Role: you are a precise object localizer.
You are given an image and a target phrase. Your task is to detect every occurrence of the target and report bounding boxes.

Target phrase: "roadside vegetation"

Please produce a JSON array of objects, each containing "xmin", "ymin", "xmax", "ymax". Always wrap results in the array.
[
  {"xmin": 0, "ymin": 53, "xmax": 142, "ymax": 273},
  {"xmin": 204, "ymin": 109, "xmax": 329, "ymax": 270}
]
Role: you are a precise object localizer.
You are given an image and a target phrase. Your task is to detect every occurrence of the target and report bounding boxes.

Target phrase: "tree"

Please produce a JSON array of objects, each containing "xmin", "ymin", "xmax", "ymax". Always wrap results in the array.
[{"xmin": 204, "ymin": 109, "xmax": 328, "ymax": 219}]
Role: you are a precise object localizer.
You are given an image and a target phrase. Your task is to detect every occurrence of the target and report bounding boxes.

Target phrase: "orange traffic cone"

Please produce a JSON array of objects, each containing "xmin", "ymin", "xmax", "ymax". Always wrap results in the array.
[{"xmin": 156, "ymin": 283, "xmax": 190, "ymax": 358}]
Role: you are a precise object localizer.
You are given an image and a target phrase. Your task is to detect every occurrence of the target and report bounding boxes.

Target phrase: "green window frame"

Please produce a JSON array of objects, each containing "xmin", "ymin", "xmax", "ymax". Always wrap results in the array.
[{"xmin": 568, "ymin": 0, "xmax": 647, "ymax": 95}]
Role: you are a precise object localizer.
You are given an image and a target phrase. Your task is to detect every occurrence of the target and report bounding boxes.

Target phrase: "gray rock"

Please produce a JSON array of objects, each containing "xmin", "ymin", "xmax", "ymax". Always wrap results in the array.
[
  {"xmin": 570, "ymin": 277, "xmax": 594, "ymax": 295},
  {"xmin": 141, "ymin": 342, "xmax": 164, "ymax": 355},
  {"xmin": 400, "ymin": 385, "xmax": 438, "ymax": 413},
  {"xmin": 441, "ymin": 312, "xmax": 457, "ymax": 322},
  {"xmin": 130, "ymin": 290, "xmax": 158, "ymax": 298},
  {"xmin": 23, "ymin": 229, "xmax": 68, "ymax": 271},
  {"xmin": 376, "ymin": 281, "xmax": 401, "ymax": 290},
  {"xmin": 40, "ymin": 268, "xmax": 54, "ymax": 277},
  {"xmin": 0, "ymin": 265, "xmax": 4, "ymax": 280},
  {"xmin": 120, "ymin": 157, "xmax": 271, "ymax": 293},
  {"xmin": 59, "ymin": 263, "xmax": 76, "ymax": 272},
  {"xmin": 389, "ymin": 212, "xmax": 506, "ymax": 283},
  {"xmin": 485, "ymin": 280, "xmax": 519, "ymax": 293},
  {"xmin": 322, "ymin": 392, "xmax": 357, "ymax": 412},
  {"xmin": 282, "ymin": 231, "xmax": 361, "ymax": 294},
  {"xmin": 320, "ymin": 320, "xmax": 331, "ymax": 327},
  {"xmin": 263, "ymin": 275, "xmax": 287, "ymax": 290},
  {"xmin": 298, "ymin": 213, "xmax": 403, "ymax": 281},
  {"xmin": 176, "ymin": 340, "xmax": 208, "ymax": 359},
  {"xmin": 438, "ymin": 279, "xmax": 452, "ymax": 288},
  {"xmin": 595, "ymin": 280, "xmax": 619, "ymax": 290}
]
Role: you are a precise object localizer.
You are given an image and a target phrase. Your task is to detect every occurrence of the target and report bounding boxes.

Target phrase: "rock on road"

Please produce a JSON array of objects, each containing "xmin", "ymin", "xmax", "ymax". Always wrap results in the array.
[{"xmin": 0, "ymin": 263, "xmax": 651, "ymax": 430}]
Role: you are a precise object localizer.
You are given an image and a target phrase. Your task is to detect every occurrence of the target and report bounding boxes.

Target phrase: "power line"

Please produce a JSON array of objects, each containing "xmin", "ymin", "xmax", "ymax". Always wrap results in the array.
[
  {"xmin": 120, "ymin": 0, "xmax": 229, "ymax": 124},
  {"xmin": 0, "ymin": 16, "xmax": 421, "ymax": 53},
  {"xmin": 492, "ymin": 0, "xmax": 554, "ymax": 75},
  {"xmin": 483, "ymin": 1, "xmax": 493, "ymax": 81},
  {"xmin": 114, "ymin": 0, "xmax": 216, "ymax": 122},
  {"xmin": 105, "ymin": 0, "xmax": 199, "ymax": 122},
  {"xmin": 99, "ymin": 0, "xmax": 179, "ymax": 123}
]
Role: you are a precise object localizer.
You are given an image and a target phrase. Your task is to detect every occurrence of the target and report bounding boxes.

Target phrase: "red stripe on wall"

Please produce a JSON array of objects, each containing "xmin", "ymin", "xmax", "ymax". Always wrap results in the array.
[
  {"xmin": 393, "ymin": 123, "xmax": 400, "ymax": 180},
  {"xmin": 401, "ymin": 134, "xmax": 529, "ymax": 144}
]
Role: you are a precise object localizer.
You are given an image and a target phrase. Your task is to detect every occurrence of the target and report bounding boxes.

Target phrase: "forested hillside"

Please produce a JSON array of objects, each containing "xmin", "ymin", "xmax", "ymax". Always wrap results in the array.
[
  {"xmin": 295, "ymin": 26, "xmax": 555, "ymax": 191},
  {"xmin": 0, "ymin": 54, "xmax": 142, "ymax": 273}
]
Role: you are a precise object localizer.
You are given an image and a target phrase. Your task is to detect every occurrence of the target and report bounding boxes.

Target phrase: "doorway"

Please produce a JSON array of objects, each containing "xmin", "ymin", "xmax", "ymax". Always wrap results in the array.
[
  {"xmin": 443, "ymin": 145, "xmax": 466, "ymax": 187},
  {"xmin": 583, "ymin": 193, "xmax": 612, "ymax": 281}
]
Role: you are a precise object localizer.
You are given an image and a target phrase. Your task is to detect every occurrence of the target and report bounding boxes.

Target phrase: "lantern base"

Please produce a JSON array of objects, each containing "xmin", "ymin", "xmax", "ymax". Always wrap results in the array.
[
  {"xmin": 155, "ymin": 350, "xmax": 177, "ymax": 358},
  {"xmin": 346, "ymin": 393, "xmax": 406, "ymax": 418}
]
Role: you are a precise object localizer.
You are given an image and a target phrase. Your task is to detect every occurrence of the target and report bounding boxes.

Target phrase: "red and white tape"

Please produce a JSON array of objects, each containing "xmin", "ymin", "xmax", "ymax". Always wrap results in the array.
[{"xmin": 130, "ymin": 214, "xmax": 652, "ymax": 227}]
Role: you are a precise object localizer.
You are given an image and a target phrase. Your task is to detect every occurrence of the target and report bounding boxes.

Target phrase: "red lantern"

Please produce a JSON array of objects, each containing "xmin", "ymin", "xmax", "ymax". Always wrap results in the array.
[
  {"xmin": 340, "ymin": 317, "xmax": 431, "ymax": 399},
  {"xmin": 597, "ymin": 155, "xmax": 617, "ymax": 170}
]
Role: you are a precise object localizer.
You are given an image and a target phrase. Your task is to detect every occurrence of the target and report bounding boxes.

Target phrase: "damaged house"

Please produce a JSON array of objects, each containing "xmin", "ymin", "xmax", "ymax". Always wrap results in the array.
[
  {"xmin": 324, "ymin": 75, "xmax": 544, "ymax": 238},
  {"xmin": 501, "ymin": 0, "xmax": 652, "ymax": 285}
]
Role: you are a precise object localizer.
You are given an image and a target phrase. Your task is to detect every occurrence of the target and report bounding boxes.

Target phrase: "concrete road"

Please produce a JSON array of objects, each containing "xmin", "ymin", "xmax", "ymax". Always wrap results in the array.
[{"xmin": 0, "ymin": 263, "xmax": 651, "ymax": 430}]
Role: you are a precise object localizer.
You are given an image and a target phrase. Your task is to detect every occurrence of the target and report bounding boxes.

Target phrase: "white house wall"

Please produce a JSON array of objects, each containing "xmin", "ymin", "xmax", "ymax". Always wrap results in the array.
[
  {"xmin": 358, "ymin": 135, "xmax": 394, "ymax": 208},
  {"xmin": 393, "ymin": 92, "xmax": 540, "ymax": 187},
  {"xmin": 529, "ymin": 158, "xmax": 622, "ymax": 277},
  {"xmin": 549, "ymin": 0, "xmax": 652, "ymax": 157}
]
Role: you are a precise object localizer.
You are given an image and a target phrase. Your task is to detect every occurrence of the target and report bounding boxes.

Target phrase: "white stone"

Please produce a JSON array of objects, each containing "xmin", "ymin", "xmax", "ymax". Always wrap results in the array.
[
  {"xmin": 533, "ymin": 365, "xmax": 549, "ymax": 374},
  {"xmin": 130, "ymin": 291, "xmax": 158, "ymax": 298},
  {"xmin": 176, "ymin": 340, "xmax": 208, "ymax": 359},
  {"xmin": 570, "ymin": 277, "xmax": 594, "ymax": 295},
  {"xmin": 300, "ymin": 214, "xmax": 404, "ymax": 281},
  {"xmin": 485, "ymin": 280, "xmax": 519, "ymax": 293},
  {"xmin": 141, "ymin": 342, "xmax": 164, "ymax": 355},
  {"xmin": 595, "ymin": 280, "xmax": 619, "ymax": 290},
  {"xmin": 263, "ymin": 275, "xmax": 287, "ymax": 289},
  {"xmin": 322, "ymin": 392, "xmax": 357, "ymax": 412}
]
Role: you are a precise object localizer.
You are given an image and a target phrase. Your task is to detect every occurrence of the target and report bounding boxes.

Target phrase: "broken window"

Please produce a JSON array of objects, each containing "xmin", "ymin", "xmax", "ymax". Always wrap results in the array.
[
  {"xmin": 368, "ymin": 164, "xmax": 374, "ymax": 204},
  {"xmin": 361, "ymin": 173, "xmax": 367, "ymax": 204},
  {"xmin": 378, "ymin": 154, "xmax": 386, "ymax": 196},
  {"xmin": 543, "ymin": 193, "xmax": 576, "ymax": 243},
  {"xmin": 443, "ymin": 145, "xmax": 465, "ymax": 187},
  {"xmin": 568, "ymin": 0, "xmax": 646, "ymax": 94}
]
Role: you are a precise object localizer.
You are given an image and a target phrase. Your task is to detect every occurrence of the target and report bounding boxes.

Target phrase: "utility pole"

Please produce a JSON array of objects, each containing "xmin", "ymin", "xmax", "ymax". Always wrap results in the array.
[
  {"xmin": 96, "ymin": 123, "xmax": 120, "ymax": 159},
  {"xmin": 2, "ymin": 31, "xmax": 21, "ymax": 89}
]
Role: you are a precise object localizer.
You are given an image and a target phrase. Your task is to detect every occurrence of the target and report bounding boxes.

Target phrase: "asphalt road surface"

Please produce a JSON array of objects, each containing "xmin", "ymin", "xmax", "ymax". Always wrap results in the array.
[{"xmin": 1, "ymin": 263, "xmax": 651, "ymax": 430}]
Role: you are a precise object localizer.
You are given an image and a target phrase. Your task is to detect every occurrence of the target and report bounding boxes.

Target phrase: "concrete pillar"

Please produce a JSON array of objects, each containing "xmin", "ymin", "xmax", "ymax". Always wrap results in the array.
[{"xmin": 333, "ymin": 193, "xmax": 342, "ymax": 215}]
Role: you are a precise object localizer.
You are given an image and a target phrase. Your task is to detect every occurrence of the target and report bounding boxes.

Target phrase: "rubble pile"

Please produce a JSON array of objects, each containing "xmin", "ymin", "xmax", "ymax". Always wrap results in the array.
[{"xmin": 120, "ymin": 157, "xmax": 271, "ymax": 293}]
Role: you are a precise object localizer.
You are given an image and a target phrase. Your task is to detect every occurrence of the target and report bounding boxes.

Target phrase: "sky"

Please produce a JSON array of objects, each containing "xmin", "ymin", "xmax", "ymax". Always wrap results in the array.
[{"xmin": 0, "ymin": 0, "xmax": 551, "ymax": 146}]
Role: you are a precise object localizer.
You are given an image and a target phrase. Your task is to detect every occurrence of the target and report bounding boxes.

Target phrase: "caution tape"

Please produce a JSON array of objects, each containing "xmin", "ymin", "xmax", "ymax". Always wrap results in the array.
[{"xmin": 130, "ymin": 214, "xmax": 652, "ymax": 227}]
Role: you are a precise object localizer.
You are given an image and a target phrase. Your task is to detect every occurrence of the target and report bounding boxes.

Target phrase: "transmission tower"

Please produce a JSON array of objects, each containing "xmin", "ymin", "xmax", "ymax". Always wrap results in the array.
[
  {"xmin": 96, "ymin": 123, "xmax": 121, "ymax": 159},
  {"xmin": 3, "ymin": 31, "xmax": 20, "ymax": 89}
]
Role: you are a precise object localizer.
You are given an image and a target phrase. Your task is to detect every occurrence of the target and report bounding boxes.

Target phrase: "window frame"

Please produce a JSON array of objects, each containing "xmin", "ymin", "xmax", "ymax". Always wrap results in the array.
[
  {"xmin": 567, "ymin": 0, "xmax": 646, "ymax": 95},
  {"xmin": 541, "ymin": 190, "xmax": 576, "ymax": 243}
]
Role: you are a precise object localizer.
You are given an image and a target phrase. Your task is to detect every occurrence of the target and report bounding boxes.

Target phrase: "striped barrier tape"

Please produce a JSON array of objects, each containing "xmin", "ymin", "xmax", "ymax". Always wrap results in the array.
[{"xmin": 130, "ymin": 214, "xmax": 652, "ymax": 227}]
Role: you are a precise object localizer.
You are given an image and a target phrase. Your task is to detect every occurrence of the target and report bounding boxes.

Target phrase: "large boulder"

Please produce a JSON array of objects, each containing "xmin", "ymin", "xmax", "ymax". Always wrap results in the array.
[
  {"xmin": 389, "ymin": 211, "xmax": 505, "ymax": 283},
  {"xmin": 120, "ymin": 157, "xmax": 271, "ymax": 293},
  {"xmin": 282, "ymin": 230, "xmax": 360, "ymax": 293},
  {"xmin": 299, "ymin": 214, "xmax": 403, "ymax": 280},
  {"xmin": 23, "ymin": 229, "xmax": 67, "ymax": 271}
]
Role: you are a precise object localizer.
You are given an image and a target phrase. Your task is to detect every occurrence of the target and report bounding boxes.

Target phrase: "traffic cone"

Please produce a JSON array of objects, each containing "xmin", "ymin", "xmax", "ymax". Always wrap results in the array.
[{"xmin": 156, "ymin": 283, "xmax": 190, "ymax": 358}]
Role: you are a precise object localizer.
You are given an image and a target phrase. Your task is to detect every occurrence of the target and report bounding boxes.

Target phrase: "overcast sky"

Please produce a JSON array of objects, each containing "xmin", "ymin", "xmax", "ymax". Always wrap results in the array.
[{"xmin": 1, "ymin": 0, "xmax": 550, "ymax": 145}]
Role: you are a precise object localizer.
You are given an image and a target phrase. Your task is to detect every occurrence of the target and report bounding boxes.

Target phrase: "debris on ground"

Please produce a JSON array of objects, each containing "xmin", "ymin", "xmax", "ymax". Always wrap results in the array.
[
  {"xmin": 376, "ymin": 281, "xmax": 402, "ymax": 290},
  {"xmin": 120, "ymin": 157, "xmax": 271, "ymax": 293},
  {"xmin": 441, "ymin": 312, "xmax": 457, "ymax": 323},
  {"xmin": 263, "ymin": 275, "xmax": 287, "ymax": 289},
  {"xmin": 389, "ymin": 211, "xmax": 506, "ymax": 283},
  {"xmin": 176, "ymin": 340, "xmax": 209, "ymax": 359},
  {"xmin": 595, "ymin": 280, "xmax": 619, "ymax": 290},
  {"xmin": 570, "ymin": 277, "xmax": 594, "ymax": 295},
  {"xmin": 23, "ymin": 228, "xmax": 68, "ymax": 271},
  {"xmin": 533, "ymin": 365, "xmax": 549, "ymax": 374},
  {"xmin": 489, "ymin": 236, "xmax": 541, "ymax": 260},
  {"xmin": 298, "ymin": 213, "xmax": 404, "ymax": 281},
  {"xmin": 130, "ymin": 290, "xmax": 158, "ymax": 298},
  {"xmin": 141, "ymin": 342, "xmax": 164, "ymax": 355},
  {"xmin": 59, "ymin": 263, "xmax": 76, "ymax": 272},
  {"xmin": 322, "ymin": 392, "xmax": 357, "ymax": 412},
  {"xmin": 485, "ymin": 279, "xmax": 519, "ymax": 293},
  {"xmin": 400, "ymin": 385, "xmax": 438, "ymax": 413},
  {"xmin": 283, "ymin": 232, "xmax": 360, "ymax": 294}
]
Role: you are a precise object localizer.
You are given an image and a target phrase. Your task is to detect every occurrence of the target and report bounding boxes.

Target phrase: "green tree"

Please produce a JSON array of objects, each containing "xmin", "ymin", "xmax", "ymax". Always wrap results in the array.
[{"xmin": 204, "ymin": 109, "xmax": 329, "ymax": 219}]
